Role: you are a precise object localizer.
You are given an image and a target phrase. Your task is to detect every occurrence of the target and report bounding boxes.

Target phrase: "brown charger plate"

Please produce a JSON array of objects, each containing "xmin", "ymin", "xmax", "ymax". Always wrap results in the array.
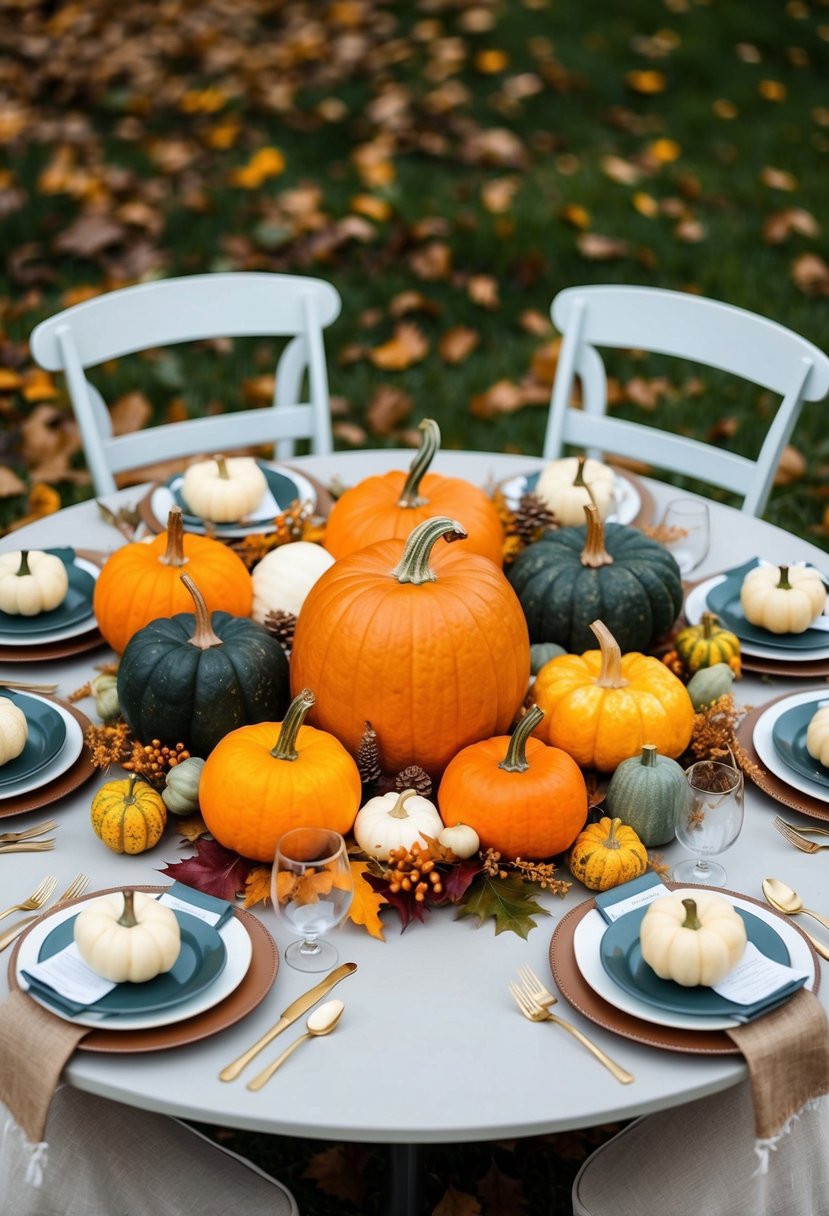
[
  {"xmin": 682, "ymin": 575, "xmax": 829, "ymax": 679},
  {"xmin": 138, "ymin": 464, "xmax": 334, "ymax": 536},
  {"xmin": 0, "ymin": 630, "xmax": 106, "ymax": 664},
  {"xmin": 498, "ymin": 465, "xmax": 655, "ymax": 529},
  {"xmin": 8, "ymin": 885, "xmax": 278, "ymax": 1053},
  {"xmin": 736, "ymin": 692, "xmax": 829, "ymax": 823},
  {"xmin": 549, "ymin": 883, "xmax": 821, "ymax": 1055},
  {"xmin": 0, "ymin": 699, "xmax": 97, "ymax": 819}
]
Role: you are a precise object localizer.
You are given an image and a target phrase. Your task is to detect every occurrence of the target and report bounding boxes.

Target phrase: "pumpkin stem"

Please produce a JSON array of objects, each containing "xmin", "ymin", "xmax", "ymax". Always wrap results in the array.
[
  {"xmin": 776, "ymin": 565, "xmax": 792, "ymax": 591},
  {"xmin": 572, "ymin": 455, "xmax": 599, "ymax": 507},
  {"xmin": 389, "ymin": 789, "xmax": 417, "ymax": 819},
  {"xmin": 701, "ymin": 611, "xmax": 720, "ymax": 638},
  {"xmin": 590, "ymin": 620, "xmax": 629, "ymax": 689},
  {"xmin": 603, "ymin": 818, "xmax": 624, "ymax": 850},
  {"xmin": 681, "ymin": 897, "xmax": 702, "ymax": 931},
  {"xmin": 271, "ymin": 689, "xmax": 315, "ymax": 761},
  {"xmin": 122, "ymin": 773, "xmax": 141, "ymax": 805},
  {"xmin": 213, "ymin": 454, "xmax": 230, "ymax": 480},
  {"xmin": 499, "ymin": 705, "xmax": 544, "ymax": 773},
  {"xmin": 160, "ymin": 506, "xmax": 189, "ymax": 569},
  {"xmin": 16, "ymin": 550, "xmax": 31, "ymax": 577},
  {"xmin": 180, "ymin": 573, "xmax": 225, "ymax": 650},
  {"xmin": 580, "ymin": 505, "xmax": 614, "ymax": 569},
  {"xmin": 391, "ymin": 516, "xmax": 467, "ymax": 585},
  {"xmin": 640, "ymin": 743, "xmax": 658, "ymax": 767},
  {"xmin": 118, "ymin": 889, "xmax": 138, "ymax": 929},
  {"xmin": 397, "ymin": 418, "xmax": 439, "ymax": 508}
]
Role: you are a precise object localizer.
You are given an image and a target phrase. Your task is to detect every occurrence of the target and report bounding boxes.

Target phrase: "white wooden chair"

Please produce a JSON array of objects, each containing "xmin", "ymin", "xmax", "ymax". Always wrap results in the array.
[
  {"xmin": 542, "ymin": 285, "xmax": 829, "ymax": 517},
  {"xmin": 30, "ymin": 272, "xmax": 342, "ymax": 496}
]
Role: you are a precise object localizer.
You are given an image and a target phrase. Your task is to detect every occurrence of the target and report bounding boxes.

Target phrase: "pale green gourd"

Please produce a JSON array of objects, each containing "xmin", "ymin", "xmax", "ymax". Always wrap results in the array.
[
  {"xmin": 604, "ymin": 743, "xmax": 692, "ymax": 847},
  {"xmin": 162, "ymin": 756, "xmax": 205, "ymax": 817},
  {"xmin": 685, "ymin": 663, "xmax": 735, "ymax": 712}
]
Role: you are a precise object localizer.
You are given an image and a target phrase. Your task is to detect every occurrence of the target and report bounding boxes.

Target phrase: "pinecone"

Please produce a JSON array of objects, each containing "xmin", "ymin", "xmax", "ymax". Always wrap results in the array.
[
  {"xmin": 356, "ymin": 721, "xmax": 382, "ymax": 788},
  {"xmin": 395, "ymin": 765, "xmax": 432, "ymax": 798},
  {"xmin": 263, "ymin": 609, "xmax": 296, "ymax": 654},
  {"xmin": 511, "ymin": 491, "xmax": 556, "ymax": 547}
]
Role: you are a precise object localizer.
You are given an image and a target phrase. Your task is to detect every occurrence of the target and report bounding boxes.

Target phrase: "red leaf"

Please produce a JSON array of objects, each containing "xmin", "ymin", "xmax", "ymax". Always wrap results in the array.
[
  {"xmin": 363, "ymin": 872, "xmax": 428, "ymax": 931},
  {"xmin": 158, "ymin": 837, "xmax": 251, "ymax": 902},
  {"xmin": 443, "ymin": 857, "xmax": 485, "ymax": 903}
]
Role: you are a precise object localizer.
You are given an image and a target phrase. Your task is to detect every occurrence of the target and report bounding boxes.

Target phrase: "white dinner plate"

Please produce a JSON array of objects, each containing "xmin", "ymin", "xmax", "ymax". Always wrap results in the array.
[
  {"xmin": 572, "ymin": 889, "xmax": 816, "ymax": 1031},
  {"xmin": 0, "ymin": 694, "xmax": 84, "ymax": 799},
  {"xmin": 685, "ymin": 578, "xmax": 829, "ymax": 663},
  {"xmin": 17, "ymin": 897, "xmax": 253, "ymax": 1031},
  {"xmin": 0, "ymin": 557, "xmax": 101, "ymax": 648},
  {"xmin": 498, "ymin": 470, "xmax": 641, "ymax": 526},
  {"xmin": 150, "ymin": 463, "xmax": 319, "ymax": 538},
  {"xmin": 753, "ymin": 690, "xmax": 829, "ymax": 804}
]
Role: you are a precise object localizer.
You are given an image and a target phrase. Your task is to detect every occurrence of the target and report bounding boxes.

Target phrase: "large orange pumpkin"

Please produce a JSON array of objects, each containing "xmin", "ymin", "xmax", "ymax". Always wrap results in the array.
[
  {"xmin": 437, "ymin": 706, "xmax": 588, "ymax": 859},
  {"xmin": 291, "ymin": 516, "xmax": 531, "ymax": 777},
  {"xmin": 322, "ymin": 419, "xmax": 504, "ymax": 565},
  {"xmin": 532, "ymin": 620, "xmax": 695, "ymax": 772},
  {"xmin": 93, "ymin": 506, "xmax": 253, "ymax": 653},
  {"xmin": 199, "ymin": 689, "xmax": 361, "ymax": 862}
]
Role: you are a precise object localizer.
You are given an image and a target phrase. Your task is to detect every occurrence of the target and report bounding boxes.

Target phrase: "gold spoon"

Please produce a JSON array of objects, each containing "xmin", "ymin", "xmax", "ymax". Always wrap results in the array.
[
  {"xmin": 246, "ymin": 999, "xmax": 344, "ymax": 1092},
  {"xmin": 762, "ymin": 878, "xmax": 829, "ymax": 953}
]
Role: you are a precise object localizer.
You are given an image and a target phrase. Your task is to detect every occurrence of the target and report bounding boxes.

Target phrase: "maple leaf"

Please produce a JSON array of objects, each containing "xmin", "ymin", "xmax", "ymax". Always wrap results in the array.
[
  {"xmin": 432, "ymin": 1186, "xmax": 482, "ymax": 1216},
  {"xmin": 243, "ymin": 866, "xmax": 272, "ymax": 909},
  {"xmin": 369, "ymin": 323, "xmax": 429, "ymax": 370},
  {"xmin": 455, "ymin": 872, "xmax": 550, "ymax": 938},
  {"xmin": 158, "ymin": 837, "xmax": 251, "ymax": 902},
  {"xmin": 176, "ymin": 814, "xmax": 208, "ymax": 843},
  {"xmin": 347, "ymin": 860, "xmax": 387, "ymax": 941},
  {"xmin": 442, "ymin": 856, "xmax": 484, "ymax": 903}
]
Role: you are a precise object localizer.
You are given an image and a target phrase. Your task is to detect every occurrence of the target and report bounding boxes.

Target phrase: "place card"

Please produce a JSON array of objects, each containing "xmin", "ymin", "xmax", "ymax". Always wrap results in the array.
[
  {"xmin": 21, "ymin": 943, "xmax": 116, "ymax": 1015},
  {"xmin": 594, "ymin": 872, "xmax": 671, "ymax": 924},
  {"xmin": 713, "ymin": 941, "xmax": 810, "ymax": 1007},
  {"xmin": 157, "ymin": 882, "xmax": 234, "ymax": 929}
]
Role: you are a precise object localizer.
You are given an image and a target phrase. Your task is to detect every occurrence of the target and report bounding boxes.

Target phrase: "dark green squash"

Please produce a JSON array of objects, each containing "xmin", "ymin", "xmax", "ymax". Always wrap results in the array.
[
  {"xmin": 117, "ymin": 574, "xmax": 290, "ymax": 758},
  {"xmin": 507, "ymin": 505, "xmax": 683, "ymax": 654}
]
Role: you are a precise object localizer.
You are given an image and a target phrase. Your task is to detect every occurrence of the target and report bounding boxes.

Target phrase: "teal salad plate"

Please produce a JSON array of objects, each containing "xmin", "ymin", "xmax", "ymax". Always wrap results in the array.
[
  {"xmin": 0, "ymin": 550, "xmax": 96, "ymax": 637},
  {"xmin": 0, "ymin": 691, "xmax": 67, "ymax": 788},
  {"xmin": 707, "ymin": 561, "xmax": 828, "ymax": 652},
  {"xmin": 772, "ymin": 700, "xmax": 829, "ymax": 790}
]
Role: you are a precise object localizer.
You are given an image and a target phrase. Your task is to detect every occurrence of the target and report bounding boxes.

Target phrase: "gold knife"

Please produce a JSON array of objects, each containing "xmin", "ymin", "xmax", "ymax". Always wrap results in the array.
[{"xmin": 219, "ymin": 961, "xmax": 357, "ymax": 1081}]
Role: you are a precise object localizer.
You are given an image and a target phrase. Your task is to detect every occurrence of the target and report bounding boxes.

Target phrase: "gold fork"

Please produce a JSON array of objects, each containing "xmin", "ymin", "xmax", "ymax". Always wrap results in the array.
[
  {"xmin": 0, "ymin": 819, "xmax": 58, "ymax": 845},
  {"xmin": 0, "ymin": 840, "xmax": 56, "ymax": 854},
  {"xmin": 509, "ymin": 972, "xmax": 635, "ymax": 1085},
  {"xmin": 0, "ymin": 875, "xmax": 57, "ymax": 924},
  {"xmin": 772, "ymin": 818, "xmax": 829, "ymax": 854},
  {"xmin": 0, "ymin": 874, "xmax": 90, "ymax": 952}
]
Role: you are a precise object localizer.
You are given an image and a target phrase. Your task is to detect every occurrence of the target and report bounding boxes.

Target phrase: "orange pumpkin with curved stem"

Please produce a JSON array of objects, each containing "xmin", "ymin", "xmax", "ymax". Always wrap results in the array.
[
  {"xmin": 437, "ymin": 706, "xmax": 588, "ymax": 859},
  {"xmin": 322, "ymin": 418, "xmax": 505, "ymax": 565},
  {"xmin": 291, "ymin": 516, "xmax": 530, "ymax": 777},
  {"xmin": 93, "ymin": 506, "xmax": 252, "ymax": 653},
  {"xmin": 199, "ymin": 689, "xmax": 361, "ymax": 862}
]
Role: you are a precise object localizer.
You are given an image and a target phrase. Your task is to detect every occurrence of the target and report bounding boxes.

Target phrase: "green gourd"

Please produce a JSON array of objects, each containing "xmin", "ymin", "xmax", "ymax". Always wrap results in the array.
[
  {"xmin": 117, "ymin": 574, "xmax": 290, "ymax": 759},
  {"xmin": 162, "ymin": 756, "xmax": 205, "ymax": 816},
  {"xmin": 93, "ymin": 673, "xmax": 121, "ymax": 723},
  {"xmin": 507, "ymin": 505, "xmax": 683, "ymax": 654},
  {"xmin": 530, "ymin": 641, "xmax": 566, "ymax": 675},
  {"xmin": 604, "ymin": 743, "xmax": 692, "ymax": 847},
  {"xmin": 686, "ymin": 663, "xmax": 735, "ymax": 711}
]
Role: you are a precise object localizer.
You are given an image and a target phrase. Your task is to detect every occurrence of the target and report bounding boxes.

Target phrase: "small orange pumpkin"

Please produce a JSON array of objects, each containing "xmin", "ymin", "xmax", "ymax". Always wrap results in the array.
[
  {"xmin": 199, "ymin": 689, "xmax": 361, "ymax": 862},
  {"xmin": 322, "ymin": 418, "xmax": 505, "ymax": 565},
  {"xmin": 437, "ymin": 706, "xmax": 588, "ymax": 859},
  {"xmin": 291, "ymin": 516, "xmax": 530, "ymax": 777},
  {"xmin": 93, "ymin": 506, "xmax": 253, "ymax": 654}
]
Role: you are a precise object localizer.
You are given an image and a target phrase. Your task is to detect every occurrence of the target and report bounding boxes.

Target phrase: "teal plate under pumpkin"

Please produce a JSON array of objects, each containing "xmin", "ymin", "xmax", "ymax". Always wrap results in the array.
[
  {"xmin": 32, "ymin": 909, "xmax": 226, "ymax": 1017},
  {"xmin": 0, "ymin": 549, "xmax": 96, "ymax": 637},
  {"xmin": 772, "ymin": 700, "xmax": 829, "ymax": 790},
  {"xmin": 171, "ymin": 464, "xmax": 306, "ymax": 530},
  {"xmin": 599, "ymin": 904, "xmax": 801, "ymax": 1021},
  {"xmin": 707, "ymin": 562, "xmax": 829, "ymax": 652},
  {"xmin": 0, "ymin": 691, "xmax": 67, "ymax": 789}
]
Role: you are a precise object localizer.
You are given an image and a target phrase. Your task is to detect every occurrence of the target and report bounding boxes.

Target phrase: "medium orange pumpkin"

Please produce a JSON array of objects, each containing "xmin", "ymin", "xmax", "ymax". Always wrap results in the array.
[
  {"xmin": 291, "ymin": 516, "xmax": 531, "ymax": 777},
  {"xmin": 437, "ymin": 706, "xmax": 588, "ymax": 859},
  {"xmin": 199, "ymin": 689, "xmax": 361, "ymax": 862},
  {"xmin": 93, "ymin": 506, "xmax": 253, "ymax": 653},
  {"xmin": 322, "ymin": 418, "xmax": 505, "ymax": 565}
]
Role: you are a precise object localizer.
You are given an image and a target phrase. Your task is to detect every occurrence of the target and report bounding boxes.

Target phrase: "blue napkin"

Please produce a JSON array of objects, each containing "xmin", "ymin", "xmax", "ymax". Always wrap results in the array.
[{"xmin": 594, "ymin": 872, "xmax": 670, "ymax": 924}]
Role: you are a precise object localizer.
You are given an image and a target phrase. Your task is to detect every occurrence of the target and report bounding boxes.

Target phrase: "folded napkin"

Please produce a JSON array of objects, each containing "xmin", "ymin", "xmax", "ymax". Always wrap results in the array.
[{"xmin": 0, "ymin": 882, "xmax": 234, "ymax": 1183}]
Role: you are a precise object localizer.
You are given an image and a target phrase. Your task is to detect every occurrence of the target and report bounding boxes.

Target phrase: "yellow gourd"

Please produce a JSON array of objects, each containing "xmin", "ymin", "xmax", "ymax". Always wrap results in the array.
[
  {"xmin": 91, "ymin": 775, "xmax": 168, "ymax": 854},
  {"xmin": 568, "ymin": 816, "xmax": 648, "ymax": 891}
]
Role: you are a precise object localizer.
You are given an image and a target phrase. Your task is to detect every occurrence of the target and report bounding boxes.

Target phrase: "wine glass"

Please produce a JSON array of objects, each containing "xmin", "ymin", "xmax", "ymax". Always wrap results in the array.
[
  {"xmin": 660, "ymin": 498, "xmax": 710, "ymax": 575},
  {"xmin": 673, "ymin": 760, "xmax": 744, "ymax": 886},
  {"xmin": 272, "ymin": 828, "xmax": 353, "ymax": 972}
]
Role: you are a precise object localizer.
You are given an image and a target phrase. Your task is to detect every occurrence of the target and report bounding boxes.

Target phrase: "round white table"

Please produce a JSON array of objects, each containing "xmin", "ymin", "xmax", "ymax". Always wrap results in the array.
[{"xmin": 2, "ymin": 450, "xmax": 828, "ymax": 1215}]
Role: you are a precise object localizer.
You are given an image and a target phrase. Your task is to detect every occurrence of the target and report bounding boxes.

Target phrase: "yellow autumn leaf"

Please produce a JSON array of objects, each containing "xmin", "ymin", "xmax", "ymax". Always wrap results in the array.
[
  {"xmin": 179, "ymin": 87, "xmax": 228, "ymax": 114},
  {"xmin": 204, "ymin": 120, "xmax": 241, "ymax": 150},
  {"xmin": 467, "ymin": 275, "xmax": 499, "ymax": 309},
  {"xmin": 559, "ymin": 203, "xmax": 590, "ymax": 229},
  {"xmin": 760, "ymin": 166, "xmax": 798, "ymax": 191},
  {"xmin": 648, "ymin": 138, "xmax": 681, "ymax": 163},
  {"xmin": 633, "ymin": 192, "xmax": 659, "ymax": 217},
  {"xmin": 347, "ymin": 860, "xmax": 386, "ymax": 941},
  {"xmin": 243, "ymin": 866, "xmax": 273, "ymax": 909},
  {"xmin": 369, "ymin": 323, "xmax": 429, "ymax": 370},
  {"xmin": 759, "ymin": 80, "xmax": 787, "ymax": 101},
  {"xmin": 176, "ymin": 814, "xmax": 209, "ymax": 843},
  {"xmin": 438, "ymin": 326, "xmax": 480, "ymax": 364},
  {"xmin": 351, "ymin": 194, "xmax": 392, "ymax": 222},
  {"xmin": 712, "ymin": 99, "xmax": 738, "ymax": 119},
  {"xmin": 0, "ymin": 369, "xmax": 23, "ymax": 392},
  {"xmin": 22, "ymin": 370, "xmax": 59, "ymax": 402},
  {"xmin": 474, "ymin": 49, "xmax": 509, "ymax": 73},
  {"xmin": 230, "ymin": 147, "xmax": 286, "ymax": 189},
  {"xmin": 625, "ymin": 69, "xmax": 667, "ymax": 94}
]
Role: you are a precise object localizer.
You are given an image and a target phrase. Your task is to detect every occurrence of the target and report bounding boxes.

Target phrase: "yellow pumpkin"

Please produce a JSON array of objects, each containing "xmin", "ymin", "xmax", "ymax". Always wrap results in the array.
[
  {"xmin": 91, "ymin": 774, "xmax": 168, "ymax": 854},
  {"xmin": 532, "ymin": 620, "xmax": 695, "ymax": 772},
  {"xmin": 568, "ymin": 816, "xmax": 648, "ymax": 892},
  {"xmin": 675, "ymin": 612, "xmax": 741, "ymax": 676}
]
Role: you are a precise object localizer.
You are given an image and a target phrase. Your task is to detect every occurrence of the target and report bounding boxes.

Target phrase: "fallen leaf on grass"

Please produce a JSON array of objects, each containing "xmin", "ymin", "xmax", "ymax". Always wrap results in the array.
[
  {"xmin": 369, "ymin": 323, "xmax": 429, "ymax": 370},
  {"xmin": 110, "ymin": 391, "xmax": 152, "ymax": 436},
  {"xmin": 763, "ymin": 208, "xmax": 821, "ymax": 244},
  {"xmin": 439, "ymin": 326, "xmax": 480, "ymax": 363},
  {"xmin": 774, "ymin": 444, "xmax": 806, "ymax": 485},
  {"xmin": 304, "ymin": 1145, "xmax": 369, "ymax": 1206},
  {"xmin": 365, "ymin": 385, "xmax": 413, "ymax": 436},
  {"xmin": 576, "ymin": 232, "xmax": 629, "ymax": 261},
  {"xmin": 467, "ymin": 274, "xmax": 500, "ymax": 308},
  {"xmin": 791, "ymin": 253, "xmax": 829, "ymax": 296},
  {"xmin": 470, "ymin": 379, "xmax": 526, "ymax": 419},
  {"xmin": 0, "ymin": 467, "xmax": 26, "ymax": 497},
  {"xmin": 432, "ymin": 1186, "xmax": 482, "ymax": 1216}
]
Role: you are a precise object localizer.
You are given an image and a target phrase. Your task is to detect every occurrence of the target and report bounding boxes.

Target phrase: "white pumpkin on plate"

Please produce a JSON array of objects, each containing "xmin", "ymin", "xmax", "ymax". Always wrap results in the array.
[
  {"xmin": 640, "ymin": 891, "xmax": 746, "ymax": 987},
  {"xmin": 740, "ymin": 563, "xmax": 826, "ymax": 634},
  {"xmin": 0, "ymin": 550, "xmax": 69, "ymax": 616},
  {"xmin": 534, "ymin": 456, "xmax": 616, "ymax": 526},
  {"xmin": 0, "ymin": 696, "xmax": 28, "ymax": 766},
  {"xmin": 74, "ymin": 890, "xmax": 181, "ymax": 983},
  {"xmin": 181, "ymin": 455, "xmax": 267, "ymax": 523},
  {"xmin": 806, "ymin": 705, "xmax": 829, "ymax": 767}
]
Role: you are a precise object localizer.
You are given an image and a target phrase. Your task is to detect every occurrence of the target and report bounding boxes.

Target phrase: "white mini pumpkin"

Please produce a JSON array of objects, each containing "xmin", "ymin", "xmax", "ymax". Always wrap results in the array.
[
  {"xmin": 181, "ymin": 455, "xmax": 267, "ymax": 522},
  {"xmin": 806, "ymin": 705, "xmax": 829, "ymax": 768},
  {"xmin": 740, "ymin": 564, "xmax": 826, "ymax": 635},
  {"xmin": 438, "ymin": 822, "xmax": 480, "ymax": 859},
  {"xmin": 640, "ymin": 891, "xmax": 746, "ymax": 987},
  {"xmin": 0, "ymin": 697, "xmax": 28, "ymax": 766},
  {"xmin": 534, "ymin": 456, "xmax": 616, "ymax": 526},
  {"xmin": 251, "ymin": 541, "xmax": 335, "ymax": 623},
  {"xmin": 0, "ymin": 550, "xmax": 69, "ymax": 616},
  {"xmin": 353, "ymin": 788, "xmax": 443, "ymax": 861},
  {"xmin": 73, "ymin": 890, "xmax": 181, "ymax": 983}
]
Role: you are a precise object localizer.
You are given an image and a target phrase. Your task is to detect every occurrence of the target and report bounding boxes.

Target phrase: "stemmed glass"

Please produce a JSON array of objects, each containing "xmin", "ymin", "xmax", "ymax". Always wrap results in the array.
[
  {"xmin": 660, "ymin": 498, "xmax": 711, "ymax": 575},
  {"xmin": 673, "ymin": 760, "xmax": 744, "ymax": 886},
  {"xmin": 272, "ymin": 828, "xmax": 354, "ymax": 972}
]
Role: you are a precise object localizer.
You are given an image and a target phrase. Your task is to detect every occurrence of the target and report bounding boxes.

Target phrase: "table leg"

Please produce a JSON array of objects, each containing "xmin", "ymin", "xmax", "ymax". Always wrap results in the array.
[{"xmin": 385, "ymin": 1143, "xmax": 420, "ymax": 1216}]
